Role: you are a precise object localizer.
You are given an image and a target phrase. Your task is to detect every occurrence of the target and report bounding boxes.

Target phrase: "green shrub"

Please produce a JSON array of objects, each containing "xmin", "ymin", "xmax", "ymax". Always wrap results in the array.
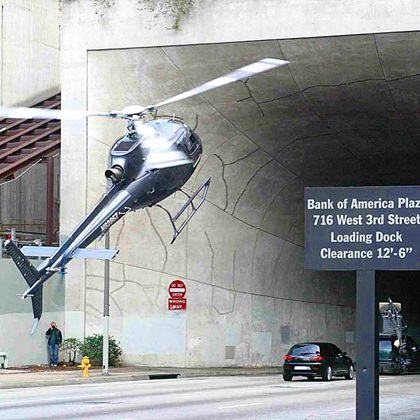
[
  {"xmin": 79, "ymin": 334, "xmax": 123, "ymax": 366},
  {"xmin": 61, "ymin": 338, "xmax": 83, "ymax": 365}
]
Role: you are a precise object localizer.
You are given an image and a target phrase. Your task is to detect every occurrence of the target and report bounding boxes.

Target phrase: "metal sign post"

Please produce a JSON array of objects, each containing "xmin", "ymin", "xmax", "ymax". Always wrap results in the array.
[
  {"xmin": 305, "ymin": 186, "xmax": 420, "ymax": 419},
  {"xmin": 356, "ymin": 270, "xmax": 378, "ymax": 419},
  {"xmin": 102, "ymin": 231, "xmax": 110, "ymax": 376}
]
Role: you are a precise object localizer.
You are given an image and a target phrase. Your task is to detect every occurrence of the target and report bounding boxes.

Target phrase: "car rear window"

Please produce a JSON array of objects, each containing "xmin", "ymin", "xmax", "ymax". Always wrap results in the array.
[
  {"xmin": 288, "ymin": 344, "xmax": 320, "ymax": 356},
  {"xmin": 379, "ymin": 340, "xmax": 393, "ymax": 360}
]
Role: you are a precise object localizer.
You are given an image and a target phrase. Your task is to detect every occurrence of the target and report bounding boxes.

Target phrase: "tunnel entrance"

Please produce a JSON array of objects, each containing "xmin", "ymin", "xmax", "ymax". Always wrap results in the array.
[{"xmin": 81, "ymin": 30, "xmax": 420, "ymax": 366}]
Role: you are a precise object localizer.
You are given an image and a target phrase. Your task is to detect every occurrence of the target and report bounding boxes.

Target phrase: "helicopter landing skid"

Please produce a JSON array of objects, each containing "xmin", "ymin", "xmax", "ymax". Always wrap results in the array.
[{"xmin": 156, "ymin": 177, "xmax": 211, "ymax": 244}]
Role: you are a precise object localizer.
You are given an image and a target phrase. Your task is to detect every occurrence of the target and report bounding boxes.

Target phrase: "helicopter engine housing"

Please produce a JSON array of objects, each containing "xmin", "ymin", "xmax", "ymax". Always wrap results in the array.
[{"xmin": 105, "ymin": 165, "xmax": 124, "ymax": 182}]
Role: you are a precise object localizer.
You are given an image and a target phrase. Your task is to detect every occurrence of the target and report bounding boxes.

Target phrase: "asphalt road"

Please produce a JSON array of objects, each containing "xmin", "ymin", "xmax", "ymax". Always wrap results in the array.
[{"xmin": 1, "ymin": 374, "xmax": 419, "ymax": 419}]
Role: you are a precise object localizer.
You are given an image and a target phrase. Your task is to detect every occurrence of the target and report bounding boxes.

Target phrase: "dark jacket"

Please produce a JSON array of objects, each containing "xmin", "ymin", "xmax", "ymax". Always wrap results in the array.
[{"xmin": 46, "ymin": 327, "xmax": 62, "ymax": 345}]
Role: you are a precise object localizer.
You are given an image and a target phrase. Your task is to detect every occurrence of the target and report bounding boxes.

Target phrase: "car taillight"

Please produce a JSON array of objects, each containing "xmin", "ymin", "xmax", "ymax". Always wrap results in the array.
[
  {"xmin": 310, "ymin": 356, "xmax": 324, "ymax": 361},
  {"xmin": 283, "ymin": 355, "xmax": 294, "ymax": 361}
]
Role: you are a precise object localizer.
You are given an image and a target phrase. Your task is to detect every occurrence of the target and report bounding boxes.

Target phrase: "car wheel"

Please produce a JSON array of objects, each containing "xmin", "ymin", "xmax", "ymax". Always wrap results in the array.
[
  {"xmin": 322, "ymin": 365, "xmax": 332, "ymax": 381},
  {"xmin": 345, "ymin": 365, "xmax": 354, "ymax": 380},
  {"xmin": 307, "ymin": 376, "xmax": 315, "ymax": 381},
  {"xmin": 282, "ymin": 373, "xmax": 292, "ymax": 381}
]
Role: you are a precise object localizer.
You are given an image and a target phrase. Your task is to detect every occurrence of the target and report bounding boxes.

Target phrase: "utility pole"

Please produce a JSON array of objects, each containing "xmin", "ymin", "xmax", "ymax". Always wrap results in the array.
[
  {"xmin": 46, "ymin": 156, "xmax": 55, "ymax": 245},
  {"xmin": 102, "ymin": 231, "xmax": 110, "ymax": 375}
]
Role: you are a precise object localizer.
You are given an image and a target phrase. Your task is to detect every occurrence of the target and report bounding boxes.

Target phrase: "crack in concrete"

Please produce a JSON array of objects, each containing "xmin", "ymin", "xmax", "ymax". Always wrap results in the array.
[
  {"xmin": 211, "ymin": 146, "xmax": 262, "ymax": 211},
  {"xmin": 213, "ymin": 294, "xmax": 236, "ymax": 316},
  {"xmin": 276, "ymin": 43, "xmax": 376, "ymax": 183},
  {"xmin": 179, "ymin": 185, "xmax": 305, "ymax": 248},
  {"xmin": 285, "ymin": 216, "xmax": 302, "ymax": 243},
  {"xmin": 387, "ymin": 72, "xmax": 420, "ymax": 82},
  {"xmin": 98, "ymin": 271, "xmax": 157, "ymax": 308},
  {"xmin": 192, "ymin": 113, "xmax": 199, "ymax": 131},
  {"xmin": 108, "ymin": 260, "xmax": 354, "ymax": 309},
  {"xmin": 190, "ymin": 131, "xmax": 237, "ymax": 191},
  {"xmin": 250, "ymin": 229, "xmax": 259, "ymax": 295},
  {"xmin": 114, "ymin": 217, "xmax": 126, "ymax": 249},
  {"xmin": 236, "ymin": 108, "xmax": 415, "ymax": 163},
  {"xmin": 373, "ymin": 34, "xmax": 420, "ymax": 155},
  {"xmin": 274, "ymin": 132, "xmax": 330, "ymax": 159},
  {"xmin": 271, "ymin": 130, "xmax": 380, "ymax": 185},
  {"xmin": 212, "ymin": 250, "xmax": 237, "ymax": 316},
  {"xmin": 86, "ymin": 302, "xmax": 102, "ymax": 321},
  {"xmin": 232, "ymin": 249, "xmax": 237, "ymax": 290},
  {"xmin": 204, "ymin": 230, "xmax": 215, "ymax": 284},
  {"xmin": 146, "ymin": 208, "xmax": 168, "ymax": 273},
  {"xmin": 160, "ymin": 47, "xmax": 274, "ymax": 193},
  {"xmin": 238, "ymin": 78, "xmax": 265, "ymax": 117},
  {"xmin": 108, "ymin": 263, "xmax": 126, "ymax": 316},
  {"xmin": 214, "ymin": 147, "xmax": 266, "ymax": 212},
  {"xmin": 86, "ymin": 284, "xmax": 123, "ymax": 315},
  {"xmin": 213, "ymin": 154, "xmax": 229, "ymax": 210},
  {"xmin": 110, "ymin": 262, "xmax": 127, "ymax": 296},
  {"xmin": 273, "ymin": 240, "xmax": 287, "ymax": 298},
  {"xmin": 254, "ymin": 75, "xmax": 414, "ymax": 108},
  {"xmin": 259, "ymin": 175, "xmax": 300, "ymax": 232},
  {"xmin": 232, "ymin": 158, "xmax": 274, "ymax": 217},
  {"xmin": 223, "ymin": 148, "xmax": 260, "ymax": 166},
  {"xmin": 87, "ymin": 134, "xmax": 112, "ymax": 148},
  {"xmin": 239, "ymin": 78, "xmax": 385, "ymax": 112}
]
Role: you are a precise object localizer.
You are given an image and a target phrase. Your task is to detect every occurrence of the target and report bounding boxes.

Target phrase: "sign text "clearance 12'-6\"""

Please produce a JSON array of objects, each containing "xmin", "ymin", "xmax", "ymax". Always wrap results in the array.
[{"xmin": 305, "ymin": 187, "xmax": 420, "ymax": 270}]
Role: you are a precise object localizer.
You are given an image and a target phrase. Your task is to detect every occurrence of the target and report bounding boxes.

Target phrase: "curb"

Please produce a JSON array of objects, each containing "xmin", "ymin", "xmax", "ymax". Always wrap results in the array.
[{"xmin": 0, "ymin": 368, "xmax": 281, "ymax": 390}]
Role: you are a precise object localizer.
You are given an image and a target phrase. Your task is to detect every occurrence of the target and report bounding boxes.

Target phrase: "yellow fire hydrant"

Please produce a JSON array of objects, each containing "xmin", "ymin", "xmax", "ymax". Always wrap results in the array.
[{"xmin": 78, "ymin": 356, "xmax": 91, "ymax": 378}]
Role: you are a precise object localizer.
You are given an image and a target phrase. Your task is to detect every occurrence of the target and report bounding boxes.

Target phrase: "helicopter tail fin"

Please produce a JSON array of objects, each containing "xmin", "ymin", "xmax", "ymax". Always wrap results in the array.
[{"xmin": 5, "ymin": 240, "xmax": 43, "ymax": 330}]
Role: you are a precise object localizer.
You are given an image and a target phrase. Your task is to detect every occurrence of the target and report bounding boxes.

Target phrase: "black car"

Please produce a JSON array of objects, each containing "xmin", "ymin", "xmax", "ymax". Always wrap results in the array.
[
  {"xmin": 379, "ymin": 333, "xmax": 420, "ymax": 374},
  {"xmin": 282, "ymin": 342, "xmax": 354, "ymax": 381}
]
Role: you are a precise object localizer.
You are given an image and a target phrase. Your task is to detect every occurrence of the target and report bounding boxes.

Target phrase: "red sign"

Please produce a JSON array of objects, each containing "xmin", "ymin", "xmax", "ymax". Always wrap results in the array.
[
  {"xmin": 168, "ymin": 280, "xmax": 186, "ymax": 298},
  {"xmin": 168, "ymin": 299, "xmax": 187, "ymax": 311}
]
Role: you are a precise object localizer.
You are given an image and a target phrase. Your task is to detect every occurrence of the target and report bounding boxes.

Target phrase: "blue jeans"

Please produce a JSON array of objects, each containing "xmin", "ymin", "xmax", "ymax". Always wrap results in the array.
[{"xmin": 48, "ymin": 344, "xmax": 59, "ymax": 365}]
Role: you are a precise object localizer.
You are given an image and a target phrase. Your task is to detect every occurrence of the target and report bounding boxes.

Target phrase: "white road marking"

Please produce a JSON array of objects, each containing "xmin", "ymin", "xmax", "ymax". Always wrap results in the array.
[
  {"xmin": 0, "ymin": 393, "xmax": 116, "ymax": 406},
  {"xmin": 337, "ymin": 407, "xmax": 355, "ymax": 412},
  {"xmin": 179, "ymin": 394, "xmax": 202, "ymax": 398},
  {"xmin": 219, "ymin": 402, "xmax": 264, "ymax": 410}
]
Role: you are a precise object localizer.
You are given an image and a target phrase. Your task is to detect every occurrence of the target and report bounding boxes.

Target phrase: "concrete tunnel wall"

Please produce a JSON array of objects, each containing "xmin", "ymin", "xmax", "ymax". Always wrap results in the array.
[
  {"xmin": 60, "ymin": 1, "xmax": 420, "ymax": 366},
  {"xmin": 0, "ymin": 1, "xmax": 61, "ymax": 367},
  {"xmin": 0, "ymin": 259, "xmax": 64, "ymax": 367},
  {"xmin": 0, "ymin": 0, "xmax": 60, "ymax": 107}
]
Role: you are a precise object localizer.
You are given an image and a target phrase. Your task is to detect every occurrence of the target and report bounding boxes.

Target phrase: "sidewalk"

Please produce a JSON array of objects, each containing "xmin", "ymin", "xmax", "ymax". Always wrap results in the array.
[{"xmin": 0, "ymin": 366, "xmax": 280, "ymax": 389}]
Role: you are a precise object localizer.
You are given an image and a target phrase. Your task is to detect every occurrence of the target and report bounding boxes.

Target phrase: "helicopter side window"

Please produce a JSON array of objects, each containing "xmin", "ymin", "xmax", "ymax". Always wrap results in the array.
[
  {"xmin": 185, "ymin": 138, "xmax": 193, "ymax": 152},
  {"xmin": 184, "ymin": 133, "xmax": 198, "ymax": 154}
]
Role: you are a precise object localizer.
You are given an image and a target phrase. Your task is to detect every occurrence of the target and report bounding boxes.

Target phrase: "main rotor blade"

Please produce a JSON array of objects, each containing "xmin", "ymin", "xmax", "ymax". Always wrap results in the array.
[
  {"xmin": 0, "ymin": 106, "xmax": 112, "ymax": 120},
  {"xmin": 153, "ymin": 58, "xmax": 289, "ymax": 109}
]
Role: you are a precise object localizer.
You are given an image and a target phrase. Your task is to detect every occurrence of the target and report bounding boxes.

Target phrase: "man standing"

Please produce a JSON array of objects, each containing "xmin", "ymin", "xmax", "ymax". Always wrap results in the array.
[{"xmin": 46, "ymin": 322, "xmax": 62, "ymax": 367}]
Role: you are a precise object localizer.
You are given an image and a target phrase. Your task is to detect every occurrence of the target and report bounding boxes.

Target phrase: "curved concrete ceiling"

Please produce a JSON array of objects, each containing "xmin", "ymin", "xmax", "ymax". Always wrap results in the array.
[
  {"xmin": 84, "ymin": 31, "xmax": 420, "ymax": 361},
  {"xmin": 160, "ymin": 32, "xmax": 420, "ymax": 249},
  {"xmin": 89, "ymin": 32, "xmax": 420, "ymax": 242}
]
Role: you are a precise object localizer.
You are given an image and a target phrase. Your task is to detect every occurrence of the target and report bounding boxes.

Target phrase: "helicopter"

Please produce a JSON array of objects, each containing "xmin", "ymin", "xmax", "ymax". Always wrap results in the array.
[{"xmin": 1, "ymin": 58, "xmax": 289, "ymax": 332}]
